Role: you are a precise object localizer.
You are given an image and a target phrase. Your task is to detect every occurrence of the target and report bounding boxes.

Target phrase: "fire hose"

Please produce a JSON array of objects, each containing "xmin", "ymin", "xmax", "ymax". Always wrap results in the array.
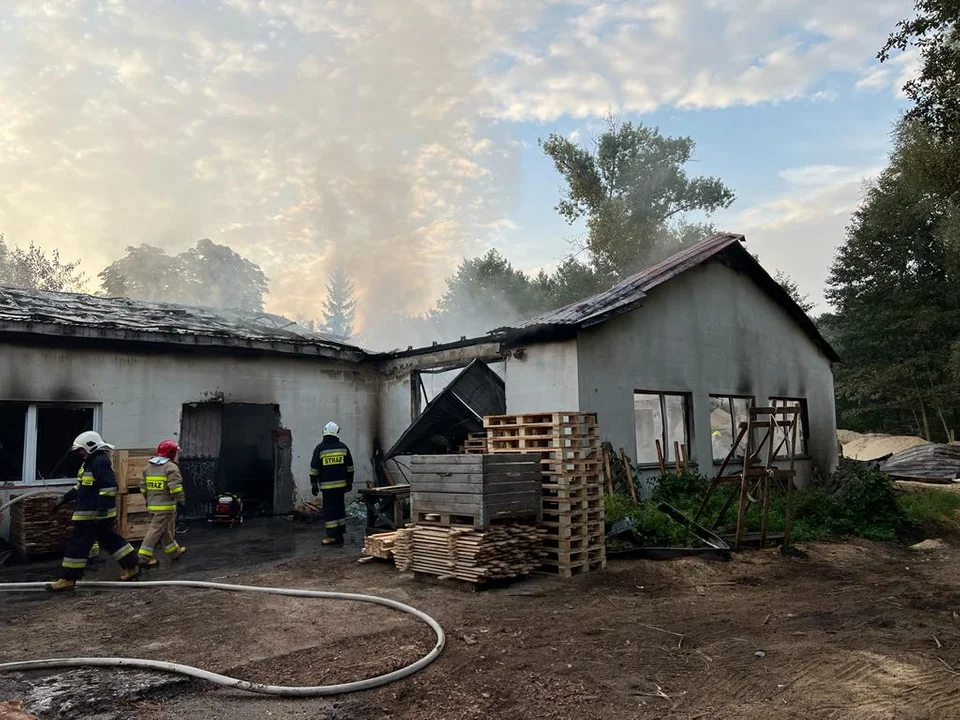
[{"xmin": 0, "ymin": 498, "xmax": 446, "ymax": 697}]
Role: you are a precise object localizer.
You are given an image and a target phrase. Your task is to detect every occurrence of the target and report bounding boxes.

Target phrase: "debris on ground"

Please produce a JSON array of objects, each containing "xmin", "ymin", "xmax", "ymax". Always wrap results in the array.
[
  {"xmin": 880, "ymin": 443, "xmax": 960, "ymax": 484},
  {"xmin": 0, "ymin": 701, "xmax": 39, "ymax": 720},
  {"xmin": 911, "ymin": 539, "xmax": 949, "ymax": 551}
]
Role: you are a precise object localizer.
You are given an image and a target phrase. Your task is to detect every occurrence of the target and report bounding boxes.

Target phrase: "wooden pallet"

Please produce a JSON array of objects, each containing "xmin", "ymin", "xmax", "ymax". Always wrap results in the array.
[
  {"xmin": 547, "ymin": 557, "xmax": 608, "ymax": 579},
  {"xmin": 484, "ymin": 412, "xmax": 598, "ymax": 428},
  {"xmin": 363, "ymin": 531, "xmax": 398, "ymax": 560}
]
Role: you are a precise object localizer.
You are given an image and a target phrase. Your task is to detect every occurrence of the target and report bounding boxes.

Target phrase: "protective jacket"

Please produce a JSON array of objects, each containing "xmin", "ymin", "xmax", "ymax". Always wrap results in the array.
[
  {"xmin": 61, "ymin": 450, "xmax": 118, "ymax": 522},
  {"xmin": 309, "ymin": 436, "xmax": 355, "ymax": 492},
  {"xmin": 140, "ymin": 457, "xmax": 185, "ymax": 512}
]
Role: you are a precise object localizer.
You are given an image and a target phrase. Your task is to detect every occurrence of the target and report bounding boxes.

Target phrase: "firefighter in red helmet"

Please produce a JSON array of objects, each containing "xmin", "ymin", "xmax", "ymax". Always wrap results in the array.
[{"xmin": 138, "ymin": 439, "xmax": 187, "ymax": 568}]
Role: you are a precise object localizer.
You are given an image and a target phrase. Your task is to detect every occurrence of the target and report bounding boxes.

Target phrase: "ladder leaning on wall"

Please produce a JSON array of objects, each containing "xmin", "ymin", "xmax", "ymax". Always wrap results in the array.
[{"xmin": 693, "ymin": 403, "xmax": 801, "ymax": 552}]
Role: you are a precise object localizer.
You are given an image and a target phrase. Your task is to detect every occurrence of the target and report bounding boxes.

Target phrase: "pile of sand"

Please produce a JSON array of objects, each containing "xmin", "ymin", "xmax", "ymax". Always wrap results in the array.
[{"xmin": 838, "ymin": 430, "xmax": 929, "ymax": 461}]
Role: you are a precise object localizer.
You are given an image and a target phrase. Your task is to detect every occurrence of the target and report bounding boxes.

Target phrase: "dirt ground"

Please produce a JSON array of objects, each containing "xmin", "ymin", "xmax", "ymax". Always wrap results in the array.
[{"xmin": 3, "ymin": 539, "xmax": 960, "ymax": 719}]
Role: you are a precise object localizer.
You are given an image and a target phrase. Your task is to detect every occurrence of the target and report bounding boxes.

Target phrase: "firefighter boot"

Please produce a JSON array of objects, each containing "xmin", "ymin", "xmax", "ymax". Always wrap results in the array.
[
  {"xmin": 322, "ymin": 537, "xmax": 344, "ymax": 547},
  {"xmin": 119, "ymin": 565, "xmax": 141, "ymax": 582},
  {"xmin": 171, "ymin": 546, "xmax": 187, "ymax": 562},
  {"xmin": 139, "ymin": 558, "xmax": 160, "ymax": 568},
  {"xmin": 46, "ymin": 579, "xmax": 76, "ymax": 592}
]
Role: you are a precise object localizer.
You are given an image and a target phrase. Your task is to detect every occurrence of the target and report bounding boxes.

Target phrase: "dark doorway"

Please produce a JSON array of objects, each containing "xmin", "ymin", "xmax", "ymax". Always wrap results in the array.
[
  {"xmin": 178, "ymin": 402, "xmax": 285, "ymax": 519},
  {"xmin": 0, "ymin": 403, "xmax": 28, "ymax": 484},
  {"xmin": 36, "ymin": 406, "xmax": 94, "ymax": 480},
  {"xmin": 219, "ymin": 403, "xmax": 280, "ymax": 516}
]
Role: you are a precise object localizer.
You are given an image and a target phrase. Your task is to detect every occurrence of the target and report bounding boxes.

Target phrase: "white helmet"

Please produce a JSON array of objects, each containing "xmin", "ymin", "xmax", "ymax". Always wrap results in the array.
[
  {"xmin": 72, "ymin": 431, "xmax": 114, "ymax": 453},
  {"xmin": 323, "ymin": 422, "xmax": 340, "ymax": 437}
]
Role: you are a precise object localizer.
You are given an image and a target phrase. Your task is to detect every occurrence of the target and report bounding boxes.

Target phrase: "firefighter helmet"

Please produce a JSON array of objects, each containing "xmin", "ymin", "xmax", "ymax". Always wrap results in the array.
[
  {"xmin": 72, "ymin": 431, "xmax": 114, "ymax": 453},
  {"xmin": 157, "ymin": 439, "xmax": 180, "ymax": 459},
  {"xmin": 323, "ymin": 421, "xmax": 340, "ymax": 437}
]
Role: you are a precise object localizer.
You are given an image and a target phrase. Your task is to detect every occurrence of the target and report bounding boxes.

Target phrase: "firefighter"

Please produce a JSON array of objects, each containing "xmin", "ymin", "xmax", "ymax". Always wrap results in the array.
[
  {"xmin": 48, "ymin": 431, "xmax": 141, "ymax": 592},
  {"xmin": 309, "ymin": 422, "xmax": 354, "ymax": 547},
  {"xmin": 138, "ymin": 439, "xmax": 187, "ymax": 567}
]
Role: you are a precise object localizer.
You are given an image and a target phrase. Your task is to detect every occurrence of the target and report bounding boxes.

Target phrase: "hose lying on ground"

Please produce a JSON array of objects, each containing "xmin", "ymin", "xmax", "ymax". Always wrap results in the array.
[{"xmin": 0, "ymin": 580, "xmax": 446, "ymax": 697}]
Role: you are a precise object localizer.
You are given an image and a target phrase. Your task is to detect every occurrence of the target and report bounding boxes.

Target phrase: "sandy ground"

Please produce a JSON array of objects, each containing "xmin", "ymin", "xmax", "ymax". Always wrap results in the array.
[{"xmin": 4, "ymin": 539, "xmax": 960, "ymax": 719}]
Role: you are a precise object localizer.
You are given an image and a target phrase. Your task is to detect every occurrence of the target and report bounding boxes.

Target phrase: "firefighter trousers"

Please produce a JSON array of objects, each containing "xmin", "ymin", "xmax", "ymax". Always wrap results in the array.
[
  {"xmin": 321, "ymin": 488, "xmax": 346, "ymax": 540},
  {"xmin": 60, "ymin": 520, "xmax": 138, "ymax": 581},
  {"xmin": 139, "ymin": 511, "xmax": 181, "ymax": 561}
]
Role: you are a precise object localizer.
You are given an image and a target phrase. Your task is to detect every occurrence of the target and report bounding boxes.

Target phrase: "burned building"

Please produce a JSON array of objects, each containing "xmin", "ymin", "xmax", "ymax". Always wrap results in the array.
[{"xmin": 1, "ymin": 234, "xmax": 838, "ymax": 540}]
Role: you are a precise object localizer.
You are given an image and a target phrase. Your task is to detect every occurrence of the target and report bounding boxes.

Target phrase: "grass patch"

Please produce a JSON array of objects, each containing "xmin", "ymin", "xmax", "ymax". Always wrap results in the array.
[{"xmin": 898, "ymin": 488, "xmax": 960, "ymax": 537}]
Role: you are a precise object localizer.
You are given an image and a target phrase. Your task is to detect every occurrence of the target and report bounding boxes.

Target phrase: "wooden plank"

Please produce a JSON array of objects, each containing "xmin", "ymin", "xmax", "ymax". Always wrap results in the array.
[
  {"xmin": 619, "ymin": 448, "xmax": 638, "ymax": 503},
  {"xmin": 655, "ymin": 439, "xmax": 666, "ymax": 475}
]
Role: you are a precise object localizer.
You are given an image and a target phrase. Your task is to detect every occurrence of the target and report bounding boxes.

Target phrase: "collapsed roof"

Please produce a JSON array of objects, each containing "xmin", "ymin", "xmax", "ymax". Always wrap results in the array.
[
  {"xmin": 385, "ymin": 359, "xmax": 506, "ymax": 459},
  {"xmin": 0, "ymin": 286, "xmax": 362, "ymax": 359}
]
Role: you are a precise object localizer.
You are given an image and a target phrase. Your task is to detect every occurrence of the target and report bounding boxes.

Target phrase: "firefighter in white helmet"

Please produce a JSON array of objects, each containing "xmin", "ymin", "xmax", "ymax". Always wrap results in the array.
[
  {"xmin": 48, "ymin": 431, "xmax": 141, "ymax": 592},
  {"xmin": 309, "ymin": 422, "xmax": 354, "ymax": 547}
]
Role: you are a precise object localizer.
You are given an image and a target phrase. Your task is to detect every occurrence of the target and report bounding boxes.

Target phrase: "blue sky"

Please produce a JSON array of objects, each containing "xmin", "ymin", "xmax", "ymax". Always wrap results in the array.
[{"xmin": 0, "ymin": 0, "xmax": 919, "ymax": 335}]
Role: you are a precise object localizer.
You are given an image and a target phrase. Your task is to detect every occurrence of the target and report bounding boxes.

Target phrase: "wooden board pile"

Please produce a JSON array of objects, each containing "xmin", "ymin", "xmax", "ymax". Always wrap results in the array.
[
  {"xmin": 113, "ymin": 449, "xmax": 158, "ymax": 541},
  {"xmin": 485, "ymin": 412, "xmax": 606, "ymax": 578},
  {"xmin": 462, "ymin": 431, "xmax": 488, "ymax": 454},
  {"xmin": 8, "ymin": 493, "xmax": 72, "ymax": 556},
  {"xmin": 393, "ymin": 523, "xmax": 545, "ymax": 582},
  {"xmin": 363, "ymin": 531, "xmax": 398, "ymax": 560}
]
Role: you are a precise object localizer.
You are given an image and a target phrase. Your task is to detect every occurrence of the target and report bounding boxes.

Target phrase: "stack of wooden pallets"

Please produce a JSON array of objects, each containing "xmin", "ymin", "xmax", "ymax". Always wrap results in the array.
[
  {"xmin": 462, "ymin": 432, "xmax": 488, "ymax": 454},
  {"xmin": 363, "ymin": 530, "xmax": 398, "ymax": 560},
  {"xmin": 484, "ymin": 412, "xmax": 606, "ymax": 578}
]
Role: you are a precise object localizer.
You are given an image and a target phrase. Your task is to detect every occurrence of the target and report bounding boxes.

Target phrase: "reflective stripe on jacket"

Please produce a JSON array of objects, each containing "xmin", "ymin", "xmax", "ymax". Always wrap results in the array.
[
  {"xmin": 140, "ymin": 457, "xmax": 185, "ymax": 513},
  {"xmin": 62, "ymin": 450, "xmax": 118, "ymax": 522}
]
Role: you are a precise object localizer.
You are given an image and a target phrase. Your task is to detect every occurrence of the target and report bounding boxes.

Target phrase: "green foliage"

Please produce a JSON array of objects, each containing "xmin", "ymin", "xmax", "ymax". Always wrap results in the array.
[
  {"xmin": 604, "ymin": 464, "xmax": 960, "ymax": 547},
  {"xmin": 540, "ymin": 118, "xmax": 735, "ymax": 277},
  {"xmin": 321, "ymin": 267, "xmax": 357, "ymax": 339},
  {"xmin": 99, "ymin": 239, "xmax": 268, "ymax": 312},
  {"xmin": 880, "ymin": 0, "xmax": 960, "ymax": 140},
  {"xmin": 773, "ymin": 270, "xmax": 814, "ymax": 314},
  {"xmin": 899, "ymin": 488, "xmax": 960, "ymax": 537},
  {"xmin": 826, "ymin": 120, "xmax": 960, "ymax": 441},
  {"xmin": 0, "ymin": 233, "xmax": 85, "ymax": 293}
]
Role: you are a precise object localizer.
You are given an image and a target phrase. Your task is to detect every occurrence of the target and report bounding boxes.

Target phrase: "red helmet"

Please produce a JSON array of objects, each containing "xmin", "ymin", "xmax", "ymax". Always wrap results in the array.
[{"xmin": 157, "ymin": 440, "xmax": 180, "ymax": 459}]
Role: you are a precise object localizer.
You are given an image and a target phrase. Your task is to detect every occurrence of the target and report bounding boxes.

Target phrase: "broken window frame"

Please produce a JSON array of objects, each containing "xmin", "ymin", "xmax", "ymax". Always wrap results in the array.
[
  {"xmin": 709, "ymin": 395, "xmax": 755, "ymax": 462},
  {"xmin": 633, "ymin": 391, "xmax": 691, "ymax": 467},
  {"xmin": 769, "ymin": 397, "xmax": 810, "ymax": 458},
  {"xmin": 2, "ymin": 402, "xmax": 102, "ymax": 485}
]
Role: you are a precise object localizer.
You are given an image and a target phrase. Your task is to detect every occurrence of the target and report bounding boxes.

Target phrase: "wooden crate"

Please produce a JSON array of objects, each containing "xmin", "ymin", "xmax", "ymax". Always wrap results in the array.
[
  {"xmin": 111, "ymin": 449, "xmax": 155, "ymax": 493},
  {"xmin": 409, "ymin": 454, "xmax": 542, "ymax": 529},
  {"xmin": 118, "ymin": 492, "xmax": 151, "ymax": 541}
]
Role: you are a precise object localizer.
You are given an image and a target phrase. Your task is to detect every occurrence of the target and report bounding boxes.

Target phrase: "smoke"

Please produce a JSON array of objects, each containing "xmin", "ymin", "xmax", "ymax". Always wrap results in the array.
[{"xmin": 0, "ymin": 0, "xmax": 531, "ymax": 342}]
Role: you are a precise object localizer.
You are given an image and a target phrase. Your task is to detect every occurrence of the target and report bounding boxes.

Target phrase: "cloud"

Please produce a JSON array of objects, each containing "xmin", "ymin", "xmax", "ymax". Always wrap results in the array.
[
  {"xmin": 725, "ymin": 164, "xmax": 883, "ymax": 311},
  {"xmin": 0, "ymin": 0, "xmax": 914, "ymax": 343}
]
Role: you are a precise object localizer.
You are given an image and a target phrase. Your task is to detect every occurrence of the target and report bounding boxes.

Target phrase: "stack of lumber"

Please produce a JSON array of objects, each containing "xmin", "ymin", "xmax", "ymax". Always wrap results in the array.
[
  {"xmin": 485, "ymin": 412, "xmax": 606, "ymax": 578},
  {"xmin": 113, "ymin": 449, "xmax": 155, "ymax": 541},
  {"xmin": 409, "ymin": 454, "xmax": 541, "ymax": 529},
  {"xmin": 8, "ymin": 494, "xmax": 72, "ymax": 556},
  {"xmin": 363, "ymin": 531, "xmax": 398, "ymax": 560},
  {"xmin": 393, "ymin": 523, "xmax": 544, "ymax": 583}
]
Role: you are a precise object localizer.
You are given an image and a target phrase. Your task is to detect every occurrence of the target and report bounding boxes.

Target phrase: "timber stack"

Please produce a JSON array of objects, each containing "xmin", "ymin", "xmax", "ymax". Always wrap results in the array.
[
  {"xmin": 363, "ymin": 530, "xmax": 398, "ymax": 560},
  {"xmin": 8, "ymin": 493, "xmax": 72, "ymax": 556},
  {"xmin": 400, "ymin": 453, "xmax": 544, "ymax": 586},
  {"xmin": 484, "ymin": 412, "xmax": 606, "ymax": 577}
]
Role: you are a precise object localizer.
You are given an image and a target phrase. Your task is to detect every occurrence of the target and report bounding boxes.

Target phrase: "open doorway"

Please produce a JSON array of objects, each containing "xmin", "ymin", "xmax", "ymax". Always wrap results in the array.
[{"xmin": 179, "ymin": 402, "xmax": 290, "ymax": 519}]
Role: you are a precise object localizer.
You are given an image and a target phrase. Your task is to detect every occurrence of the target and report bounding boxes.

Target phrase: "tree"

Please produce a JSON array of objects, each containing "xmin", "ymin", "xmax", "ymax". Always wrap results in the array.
[
  {"xmin": 531, "ymin": 257, "xmax": 607, "ymax": 309},
  {"xmin": 880, "ymin": 0, "xmax": 960, "ymax": 140},
  {"xmin": 0, "ymin": 234, "xmax": 85, "ymax": 292},
  {"xmin": 773, "ymin": 270, "xmax": 815, "ymax": 314},
  {"xmin": 99, "ymin": 239, "xmax": 269, "ymax": 312},
  {"xmin": 321, "ymin": 267, "xmax": 358, "ymax": 339},
  {"xmin": 540, "ymin": 119, "xmax": 735, "ymax": 277},
  {"xmin": 826, "ymin": 120, "xmax": 960, "ymax": 441}
]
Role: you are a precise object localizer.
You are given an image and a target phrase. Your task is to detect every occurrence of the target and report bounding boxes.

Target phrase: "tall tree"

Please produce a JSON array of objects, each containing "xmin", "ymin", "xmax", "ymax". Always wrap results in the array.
[
  {"xmin": 99, "ymin": 239, "xmax": 269, "ymax": 312},
  {"xmin": 321, "ymin": 267, "xmax": 358, "ymax": 339},
  {"xmin": 540, "ymin": 119, "xmax": 735, "ymax": 277},
  {"xmin": 880, "ymin": 0, "xmax": 960, "ymax": 141},
  {"xmin": 0, "ymin": 234, "xmax": 85, "ymax": 292},
  {"xmin": 773, "ymin": 270, "xmax": 815, "ymax": 314},
  {"xmin": 826, "ymin": 120, "xmax": 960, "ymax": 441}
]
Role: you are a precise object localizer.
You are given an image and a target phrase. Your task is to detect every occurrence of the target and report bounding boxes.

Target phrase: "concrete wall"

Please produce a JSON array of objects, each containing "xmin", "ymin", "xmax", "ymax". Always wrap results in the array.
[
  {"xmin": 0, "ymin": 343, "xmax": 378, "ymax": 523},
  {"xmin": 571, "ymin": 261, "xmax": 837, "ymax": 488},
  {"xmin": 504, "ymin": 340, "xmax": 581, "ymax": 414}
]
